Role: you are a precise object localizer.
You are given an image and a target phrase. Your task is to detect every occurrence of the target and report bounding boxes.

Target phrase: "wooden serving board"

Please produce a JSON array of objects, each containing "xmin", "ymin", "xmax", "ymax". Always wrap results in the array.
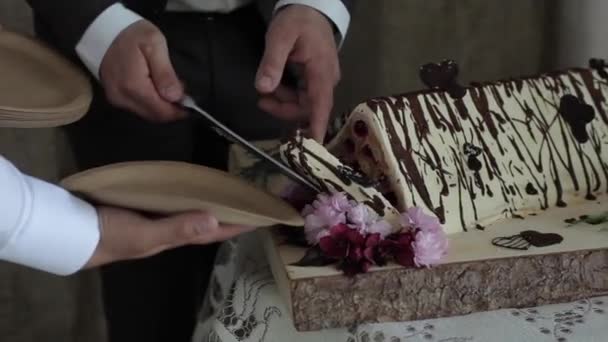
[
  {"xmin": 262, "ymin": 197, "xmax": 608, "ymax": 331},
  {"xmin": 229, "ymin": 140, "xmax": 608, "ymax": 332}
]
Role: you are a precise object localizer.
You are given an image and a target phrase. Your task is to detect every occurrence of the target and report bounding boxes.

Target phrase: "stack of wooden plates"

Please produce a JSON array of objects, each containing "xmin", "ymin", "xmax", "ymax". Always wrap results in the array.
[{"xmin": 0, "ymin": 29, "xmax": 92, "ymax": 128}]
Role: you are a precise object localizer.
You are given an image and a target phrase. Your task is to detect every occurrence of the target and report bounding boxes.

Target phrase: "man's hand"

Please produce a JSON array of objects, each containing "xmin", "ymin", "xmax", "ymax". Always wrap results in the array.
[
  {"xmin": 100, "ymin": 20, "xmax": 186, "ymax": 122},
  {"xmin": 255, "ymin": 5, "xmax": 341, "ymax": 142},
  {"xmin": 84, "ymin": 206, "xmax": 255, "ymax": 268}
]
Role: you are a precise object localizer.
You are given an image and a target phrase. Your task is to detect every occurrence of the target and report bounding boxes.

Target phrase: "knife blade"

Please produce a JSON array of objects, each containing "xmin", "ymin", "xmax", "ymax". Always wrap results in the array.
[{"xmin": 180, "ymin": 96, "xmax": 321, "ymax": 193}]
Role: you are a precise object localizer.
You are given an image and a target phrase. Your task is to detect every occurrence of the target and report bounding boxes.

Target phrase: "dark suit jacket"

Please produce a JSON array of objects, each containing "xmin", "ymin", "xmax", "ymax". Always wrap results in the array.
[{"xmin": 26, "ymin": 0, "xmax": 355, "ymax": 56}]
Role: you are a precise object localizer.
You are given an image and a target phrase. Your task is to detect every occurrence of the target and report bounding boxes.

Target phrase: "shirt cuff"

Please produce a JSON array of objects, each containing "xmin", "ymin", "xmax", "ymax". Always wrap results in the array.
[
  {"xmin": 0, "ymin": 175, "xmax": 100, "ymax": 276},
  {"xmin": 274, "ymin": 0, "xmax": 351, "ymax": 48},
  {"xmin": 75, "ymin": 3, "xmax": 143, "ymax": 79}
]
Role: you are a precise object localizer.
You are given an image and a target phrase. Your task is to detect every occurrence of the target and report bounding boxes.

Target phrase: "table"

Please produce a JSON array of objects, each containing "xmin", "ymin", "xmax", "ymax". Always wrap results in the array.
[{"xmin": 192, "ymin": 232, "xmax": 608, "ymax": 342}]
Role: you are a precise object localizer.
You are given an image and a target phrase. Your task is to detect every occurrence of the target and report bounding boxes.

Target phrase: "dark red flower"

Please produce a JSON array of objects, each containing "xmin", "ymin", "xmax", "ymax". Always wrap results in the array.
[
  {"xmin": 319, "ymin": 224, "xmax": 361, "ymax": 259},
  {"xmin": 379, "ymin": 232, "xmax": 416, "ymax": 267},
  {"xmin": 319, "ymin": 225, "xmax": 384, "ymax": 276}
]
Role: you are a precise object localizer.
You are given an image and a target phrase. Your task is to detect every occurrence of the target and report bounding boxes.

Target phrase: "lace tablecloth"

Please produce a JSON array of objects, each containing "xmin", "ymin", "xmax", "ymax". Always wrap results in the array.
[{"xmin": 192, "ymin": 232, "xmax": 608, "ymax": 342}]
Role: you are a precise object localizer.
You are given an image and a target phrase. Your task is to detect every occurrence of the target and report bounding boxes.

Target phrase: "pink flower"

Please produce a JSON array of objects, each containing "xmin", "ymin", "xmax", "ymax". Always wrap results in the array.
[
  {"xmin": 368, "ymin": 220, "xmax": 392, "ymax": 238},
  {"xmin": 302, "ymin": 192, "xmax": 354, "ymax": 244},
  {"xmin": 347, "ymin": 204, "xmax": 392, "ymax": 238},
  {"xmin": 412, "ymin": 227, "xmax": 449, "ymax": 267},
  {"xmin": 401, "ymin": 207, "xmax": 442, "ymax": 232}
]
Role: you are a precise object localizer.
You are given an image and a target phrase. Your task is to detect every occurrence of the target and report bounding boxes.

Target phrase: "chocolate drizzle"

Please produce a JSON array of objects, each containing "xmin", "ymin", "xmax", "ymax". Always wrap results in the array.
[
  {"xmin": 559, "ymin": 94, "xmax": 595, "ymax": 143},
  {"xmin": 359, "ymin": 66, "xmax": 607, "ymax": 232},
  {"xmin": 589, "ymin": 58, "xmax": 608, "ymax": 80}
]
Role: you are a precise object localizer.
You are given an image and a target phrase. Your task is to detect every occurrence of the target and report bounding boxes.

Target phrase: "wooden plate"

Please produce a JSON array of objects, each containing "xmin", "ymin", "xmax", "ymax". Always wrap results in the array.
[
  {"xmin": 0, "ymin": 29, "xmax": 91, "ymax": 127},
  {"xmin": 60, "ymin": 161, "xmax": 305, "ymax": 227}
]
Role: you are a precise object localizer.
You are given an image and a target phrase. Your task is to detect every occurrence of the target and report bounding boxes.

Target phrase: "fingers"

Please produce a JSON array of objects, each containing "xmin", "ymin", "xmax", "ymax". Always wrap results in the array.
[
  {"xmin": 148, "ymin": 212, "xmax": 256, "ymax": 251},
  {"xmin": 104, "ymin": 49, "xmax": 185, "ymax": 122},
  {"xmin": 140, "ymin": 38, "xmax": 184, "ymax": 102},
  {"xmin": 87, "ymin": 207, "xmax": 258, "ymax": 269},
  {"xmin": 305, "ymin": 63, "xmax": 336, "ymax": 142},
  {"xmin": 194, "ymin": 223, "xmax": 257, "ymax": 243},
  {"xmin": 100, "ymin": 20, "xmax": 185, "ymax": 122},
  {"xmin": 126, "ymin": 80, "xmax": 186, "ymax": 122},
  {"xmin": 258, "ymin": 85, "xmax": 306, "ymax": 120},
  {"xmin": 255, "ymin": 23, "xmax": 297, "ymax": 94}
]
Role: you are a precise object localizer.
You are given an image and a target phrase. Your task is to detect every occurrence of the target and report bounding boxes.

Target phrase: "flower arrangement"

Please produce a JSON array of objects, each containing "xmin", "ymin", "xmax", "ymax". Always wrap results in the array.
[{"xmin": 288, "ymin": 191, "xmax": 449, "ymax": 276}]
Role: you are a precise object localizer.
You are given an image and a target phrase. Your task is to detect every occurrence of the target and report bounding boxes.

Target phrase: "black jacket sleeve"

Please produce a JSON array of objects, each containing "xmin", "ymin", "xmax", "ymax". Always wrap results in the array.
[{"xmin": 25, "ymin": 0, "xmax": 119, "ymax": 53}]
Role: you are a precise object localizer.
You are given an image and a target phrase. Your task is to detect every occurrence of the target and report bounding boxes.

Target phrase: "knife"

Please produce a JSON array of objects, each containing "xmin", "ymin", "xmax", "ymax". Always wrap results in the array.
[{"xmin": 180, "ymin": 95, "xmax": 321, "ymax": 193}]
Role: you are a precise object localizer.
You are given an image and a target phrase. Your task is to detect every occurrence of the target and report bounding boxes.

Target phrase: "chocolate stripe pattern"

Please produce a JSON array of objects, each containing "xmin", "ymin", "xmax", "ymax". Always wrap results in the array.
[
  {"xmin": 280, "ymin": 65, "xmax": 607, "ymax": 234},
  {"xmin": 351, "ymin": 66, "xmax": 608, "ymax": 233}
]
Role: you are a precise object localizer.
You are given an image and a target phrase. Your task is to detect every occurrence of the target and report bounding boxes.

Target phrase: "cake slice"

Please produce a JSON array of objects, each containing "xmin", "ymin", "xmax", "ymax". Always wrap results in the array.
[{"xmin": 280, "ymin": 131, "xmax": 402, "ymax": 229}]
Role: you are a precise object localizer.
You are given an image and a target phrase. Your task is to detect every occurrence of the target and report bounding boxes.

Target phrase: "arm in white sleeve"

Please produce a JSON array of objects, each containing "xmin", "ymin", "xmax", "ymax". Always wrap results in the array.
[
  {"xmin": 75, "ymin": 3, "xmax": 144, "ymax": 79},
  {"xmin": 274, "ymin": 0, "xmax": 351, "ymax": 48},
  {"xmin": 0, "ymin": 156, "xmax": 100, "ymax": 276}
]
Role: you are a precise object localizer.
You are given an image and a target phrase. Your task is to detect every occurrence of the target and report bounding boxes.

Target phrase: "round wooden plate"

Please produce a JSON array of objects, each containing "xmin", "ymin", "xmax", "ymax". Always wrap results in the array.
[
  {"xmin": 60, "ymin": 161, "xmax": 305, "ymax": 227},
  {"xmin": 0, "ymin": 29, "xmax": 92, "ymax": 127}
]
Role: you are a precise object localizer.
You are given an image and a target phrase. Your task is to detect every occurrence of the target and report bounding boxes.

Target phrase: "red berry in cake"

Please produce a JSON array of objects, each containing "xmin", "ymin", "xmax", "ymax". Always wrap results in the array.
[{"xmin": 353, "ymin": 120, "xmax": 368, "ymax": 137}]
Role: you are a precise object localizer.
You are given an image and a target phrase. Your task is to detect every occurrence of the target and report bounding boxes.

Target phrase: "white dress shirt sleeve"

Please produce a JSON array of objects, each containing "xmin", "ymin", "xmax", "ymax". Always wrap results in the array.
[
  {"xmin": 274, "ymin": 0, "xmax": 351, "ymax": 48},
  {"xmin": 0, "ymin": 156, "xmax": 100, "ymax": 276},
  {"xmin": 75, "ymin": 3, "xmax": 144, "ymax": 79}
]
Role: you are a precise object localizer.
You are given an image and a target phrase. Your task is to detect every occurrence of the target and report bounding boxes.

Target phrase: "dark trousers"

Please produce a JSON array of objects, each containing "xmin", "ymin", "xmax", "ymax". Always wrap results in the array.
[{"xmin": 63, "ymin": 5, "xmax": 290, "ymax": 342}]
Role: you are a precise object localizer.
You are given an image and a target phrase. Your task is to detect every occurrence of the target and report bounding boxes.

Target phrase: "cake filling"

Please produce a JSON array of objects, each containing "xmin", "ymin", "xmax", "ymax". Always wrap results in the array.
[{"xmin": 329, "ymin": 119, "xmax": 399, "ymax": 209}]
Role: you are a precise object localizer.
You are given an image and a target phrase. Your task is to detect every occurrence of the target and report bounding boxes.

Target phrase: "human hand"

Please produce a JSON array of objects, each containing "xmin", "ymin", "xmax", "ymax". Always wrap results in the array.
[
  {"xmin": 84, "ymin": 206, "xmax": 256, "ymax": 268},
  {"xmin": 255, "ymin": 5, "xmax": 341, "ymax": 142},
  {"xmin": 100, "ymin": 20, "xmax": 186, "ymax": 122}
]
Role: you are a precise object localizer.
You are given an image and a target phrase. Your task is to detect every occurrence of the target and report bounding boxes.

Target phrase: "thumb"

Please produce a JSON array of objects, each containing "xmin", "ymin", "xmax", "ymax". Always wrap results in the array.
[
  {"xmin": 148, "ymin": 212, "xmax": 219, "ymax": 250},
  {"xmin": 141, "ymin": 39, "xmax": 183, "ymax": 102},
  {"xmin": 256, "ymin": 26, "xmax": 297, "ymax": 94}
]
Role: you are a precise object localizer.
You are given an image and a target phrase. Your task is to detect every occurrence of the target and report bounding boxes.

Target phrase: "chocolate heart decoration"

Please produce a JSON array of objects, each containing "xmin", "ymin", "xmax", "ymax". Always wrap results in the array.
[
  {"xmin": 558, "ymin": 95, "xmax": 595, "ymax": 143},
  {"xmin": 492, "ymin": 230, "xmax": 564, "ymax": 250},
  {"xmin": 491, "ymin": 234, "xmax": 531, "ymax": 250},
  {"xmin": 589, "ymin": 58, "xmax": 608, "ymax": 79},
  {"xmin": 419, "ymin": 60, "xmax": 466, "ymax": 99},
  {"xmin": 420, "ymin": 61, "xmax": 457, "ymax": 89},
  {"xmin": 519, "ymin": 230, "xmax": 563, "ymax": 247}
]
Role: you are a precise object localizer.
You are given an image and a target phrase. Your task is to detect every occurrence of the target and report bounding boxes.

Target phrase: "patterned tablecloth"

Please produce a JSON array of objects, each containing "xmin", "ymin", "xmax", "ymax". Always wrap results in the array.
[{"xmin": 192, "ymin": 232, "xmax": 608, "ymax": 342}]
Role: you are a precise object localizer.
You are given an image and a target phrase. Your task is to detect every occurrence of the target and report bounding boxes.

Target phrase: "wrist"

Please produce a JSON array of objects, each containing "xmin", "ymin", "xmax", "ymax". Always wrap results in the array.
[
  {"xmin": 76, "ymin": 3, "xmax": 144, "ymax": 79},
  {"xmin": 84, "ymin": 207, "xmax": 110, "ymax": 269}
]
